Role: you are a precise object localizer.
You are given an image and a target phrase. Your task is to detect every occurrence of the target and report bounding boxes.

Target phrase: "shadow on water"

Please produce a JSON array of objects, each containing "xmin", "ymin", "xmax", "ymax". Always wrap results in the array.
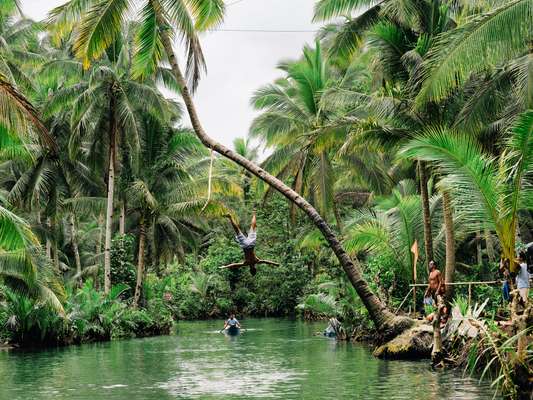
[{"xmin": 0, "ymin": 318, "xmax": 494, "ymax": 399}]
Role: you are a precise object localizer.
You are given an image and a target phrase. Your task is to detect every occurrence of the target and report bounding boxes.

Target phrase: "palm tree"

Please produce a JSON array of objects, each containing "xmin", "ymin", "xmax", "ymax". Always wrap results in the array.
[
  {"xmin": 251, "ymin": 42, "xmax": 387, "ymax": 230},
  {"xmin": 250, "ymin": 42, "xmax": 342, "ymax": 225},
  {"xmin": 126, "ymin": 114, "xmax": 205, "ymax": 307},
  {"xmin": 345, "ymin": 181, "xmax": 422, "ymax": 272},
  {"xmin": 401, "ymin": 111, "xmax": 533, "ymax": 273}
]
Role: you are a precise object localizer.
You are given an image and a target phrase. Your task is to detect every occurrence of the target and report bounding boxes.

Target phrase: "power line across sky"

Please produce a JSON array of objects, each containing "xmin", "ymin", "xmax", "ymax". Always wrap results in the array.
[{"xmin": 209, "ymin": 28, "xmax": 319, "ymax": 33}]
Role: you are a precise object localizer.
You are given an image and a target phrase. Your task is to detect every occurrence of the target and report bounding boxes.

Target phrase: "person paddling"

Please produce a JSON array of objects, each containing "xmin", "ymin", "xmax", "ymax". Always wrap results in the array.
[
  {"xmin": 221, "ymin": 208, "xmax": 279, "ymax": 275},
  {"xmin": 223, "ymin": 314, "xmax": 241, "ymax": 330}
]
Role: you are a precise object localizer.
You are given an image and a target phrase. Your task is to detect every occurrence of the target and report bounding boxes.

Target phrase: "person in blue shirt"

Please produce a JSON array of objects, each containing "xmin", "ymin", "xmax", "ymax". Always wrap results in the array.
[{"xmin": 223, "ymin": 314, "xmax": 241, "ymax": 330}]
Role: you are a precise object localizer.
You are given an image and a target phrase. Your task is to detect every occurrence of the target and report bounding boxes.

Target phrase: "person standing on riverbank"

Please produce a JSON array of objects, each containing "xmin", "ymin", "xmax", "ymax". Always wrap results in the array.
[
  {"xmin": 516, "ymin": 252, "xmax": 530, "ymax": 304},
  {"xmin": 424, "ymin": 261, "xmax": 445, "ymax": 302}
]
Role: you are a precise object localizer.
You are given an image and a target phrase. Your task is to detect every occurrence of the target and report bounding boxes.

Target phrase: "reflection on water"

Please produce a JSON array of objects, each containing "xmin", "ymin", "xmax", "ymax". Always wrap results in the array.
[{"xmin": 0, "ymin": 319, "xmax": 495, "ymax": 399}]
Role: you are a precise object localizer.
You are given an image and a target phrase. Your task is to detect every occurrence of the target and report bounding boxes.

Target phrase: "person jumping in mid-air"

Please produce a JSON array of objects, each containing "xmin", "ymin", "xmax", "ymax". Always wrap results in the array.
[{"xmin": 221, "ymin": 209, "xmax": 279, "ymax": 275}]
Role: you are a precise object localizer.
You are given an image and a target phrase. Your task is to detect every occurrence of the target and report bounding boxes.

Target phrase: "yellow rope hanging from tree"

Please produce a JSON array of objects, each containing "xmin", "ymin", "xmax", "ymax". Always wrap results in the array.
[{"xmin": 201, "ymin": 149, "xmax": 215, "ymax": 212}]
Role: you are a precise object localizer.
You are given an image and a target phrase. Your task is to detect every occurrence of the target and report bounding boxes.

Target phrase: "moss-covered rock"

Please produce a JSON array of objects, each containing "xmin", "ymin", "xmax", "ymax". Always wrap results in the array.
[{"xmin": 373, "ymin": 322, "xmax": 433, "ymax": 359}]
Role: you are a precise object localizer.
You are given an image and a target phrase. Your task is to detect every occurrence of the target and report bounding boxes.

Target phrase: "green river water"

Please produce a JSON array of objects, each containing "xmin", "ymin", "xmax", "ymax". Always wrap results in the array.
[{"xmin": 0, "ymin": 318, "xmax": 495, "ymax": 399}]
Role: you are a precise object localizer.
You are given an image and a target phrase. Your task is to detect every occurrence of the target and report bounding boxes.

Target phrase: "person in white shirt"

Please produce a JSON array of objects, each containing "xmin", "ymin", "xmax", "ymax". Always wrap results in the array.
[{"xmin": 515, "ymin": 251, "xmax": 530, "ymax": 303}]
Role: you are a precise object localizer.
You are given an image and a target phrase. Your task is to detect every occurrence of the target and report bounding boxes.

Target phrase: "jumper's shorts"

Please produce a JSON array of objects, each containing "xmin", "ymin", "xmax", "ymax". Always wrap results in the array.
[{"xmin": 235, "ymin": 229, "xmax": 256, "ymax": 250}]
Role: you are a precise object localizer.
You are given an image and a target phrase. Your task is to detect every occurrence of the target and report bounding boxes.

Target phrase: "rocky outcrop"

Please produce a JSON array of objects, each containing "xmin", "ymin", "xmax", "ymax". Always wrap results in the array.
[{"xmin": 373, "ymin": 321, "xmax": 433, "ymax": 359}]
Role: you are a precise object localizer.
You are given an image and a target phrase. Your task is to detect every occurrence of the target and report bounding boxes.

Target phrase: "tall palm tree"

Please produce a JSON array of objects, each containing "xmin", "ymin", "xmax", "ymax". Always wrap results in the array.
[
  {"xmin": 250, "ymin": 42, "xmax": 344, "ymax": 226},
  {"xmin": 64, "ymin": 0, "xmax": 412, "ymax": 335}
]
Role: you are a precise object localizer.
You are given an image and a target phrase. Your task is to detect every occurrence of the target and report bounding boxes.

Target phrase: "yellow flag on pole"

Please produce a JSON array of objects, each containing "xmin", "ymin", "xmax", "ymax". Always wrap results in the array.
[{"xmin": 411, "ymin": 240, "xmax": 419, "ymax": 281}]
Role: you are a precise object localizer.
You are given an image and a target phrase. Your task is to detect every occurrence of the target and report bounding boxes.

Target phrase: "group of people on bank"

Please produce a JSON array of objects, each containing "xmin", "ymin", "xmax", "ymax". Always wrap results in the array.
[{"xmin": 423, "ymin": 250, "xmax": 531, "ymax": 318}]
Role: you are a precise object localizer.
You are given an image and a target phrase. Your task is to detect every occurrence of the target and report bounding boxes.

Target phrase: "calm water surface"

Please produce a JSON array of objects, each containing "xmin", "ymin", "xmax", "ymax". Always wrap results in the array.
[{"xmin": 0, "ymin": 318, "xmax": 494, "ymax": 399}]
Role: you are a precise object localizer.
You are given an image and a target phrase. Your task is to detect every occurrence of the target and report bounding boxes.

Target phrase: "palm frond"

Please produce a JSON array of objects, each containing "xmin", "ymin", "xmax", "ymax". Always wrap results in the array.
[{"xmin": 416, "ymin": 0, "xmax": 532, "ymax": 104}]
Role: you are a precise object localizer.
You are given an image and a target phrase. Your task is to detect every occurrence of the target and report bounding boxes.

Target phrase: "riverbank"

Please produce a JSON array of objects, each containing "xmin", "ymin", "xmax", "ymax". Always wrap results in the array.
[{"xmin": 0, "ymin": 282, "xmax": 173, "ymax": 348}]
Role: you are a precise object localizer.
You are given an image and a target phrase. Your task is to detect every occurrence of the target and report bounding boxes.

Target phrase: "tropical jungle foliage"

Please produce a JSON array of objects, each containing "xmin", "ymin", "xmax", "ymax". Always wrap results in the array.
[{"xmin": 0, "ymin": 0, "xmax": 531, "ymax": 396}]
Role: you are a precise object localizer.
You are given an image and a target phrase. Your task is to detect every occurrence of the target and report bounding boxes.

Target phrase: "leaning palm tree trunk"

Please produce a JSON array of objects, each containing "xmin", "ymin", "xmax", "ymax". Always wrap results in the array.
[
  {"xmin": 442, "ymin": 191, "xmax": 455, "ymax": 299},
  {"xmin": 419, "ymin": 161, "xmax": 433, "ymax": 269},
  {"xmin": 133, "ymin": 214, "xmax": 146, "ymax": 308},
  {"xmin": 156, "ymin": 17, "xmax": 411, "ymax": 337}
]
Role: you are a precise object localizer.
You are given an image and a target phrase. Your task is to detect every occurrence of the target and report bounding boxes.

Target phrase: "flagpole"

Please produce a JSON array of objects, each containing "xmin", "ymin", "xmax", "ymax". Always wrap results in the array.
[{"xmin": 411, "ymin": 240, "xmax": 419, "ymax": 317}]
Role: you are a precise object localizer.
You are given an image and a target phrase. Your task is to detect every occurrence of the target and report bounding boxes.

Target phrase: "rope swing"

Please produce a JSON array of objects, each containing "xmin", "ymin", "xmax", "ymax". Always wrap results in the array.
[{"xmin": 201, "ymin": 148, "xmax": 215, "ymax": 212}]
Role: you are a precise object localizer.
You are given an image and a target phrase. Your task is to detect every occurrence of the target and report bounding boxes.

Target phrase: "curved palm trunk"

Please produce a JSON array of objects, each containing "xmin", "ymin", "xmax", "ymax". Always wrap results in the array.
[
  {"xmin": 156, "ymin": 19, "xmax": 411, "ymax": 336},
  {"xmin": 70, "ymin": 214, "xmax": 82, "ymax": 287},
  {"xmin": 442, "ymin": 191, "xmax": 455, "ymax": 299},
  {"xmin": 133, "ymin": 214, "xmax": 146, "ymax": 308},
  {"xmin": 419, "ymin": 161, "xmax": 433, "ymax": 270},
  {"xmin": 104, "ymin": 96, "xmax": 117, "ymax": 294}
]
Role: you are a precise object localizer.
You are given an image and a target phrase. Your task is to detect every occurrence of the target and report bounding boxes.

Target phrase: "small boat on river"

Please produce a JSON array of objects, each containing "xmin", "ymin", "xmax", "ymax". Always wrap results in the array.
[{"xmin": 225, "ymin": 325, "xmax": 240, "ymax": 336}]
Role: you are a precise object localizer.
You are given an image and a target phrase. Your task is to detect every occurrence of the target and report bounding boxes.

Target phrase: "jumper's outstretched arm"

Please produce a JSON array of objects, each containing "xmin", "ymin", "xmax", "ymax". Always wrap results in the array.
[
  {"xmin": 256, "ymin": 259, "xmax": 279, "ymax": 267},
  {"xmin": 219, "ymin": 262, "xmax": 246, "ymax": 270}
]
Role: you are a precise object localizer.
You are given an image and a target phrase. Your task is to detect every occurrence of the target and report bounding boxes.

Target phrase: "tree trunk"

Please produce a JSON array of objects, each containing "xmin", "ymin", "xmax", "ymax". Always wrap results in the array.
[
  {"xmin": 442, "ymin": 191, "xmax": 455, "ymax": 299},
  {"xmin": 51, "ymin": 217, "xmax": 60, "ymax": 273},
  {"xmin": 94, "ymin": 212, "xmax": 104, "ymax": 291},
  {"xmin": 104, "ymin": 94, "xmax": 117, "ymax": 295},
  {"xmin": 419, "ymin": 161, "xmax": 433, "ymax": 271},
  {"xmin": 97, "ymin": 213, "xmax": 104, "ymax": 254},
  {"xmin": 46, "ymin": 216, "xmax": 52, "ymax": 259},
  {"xmin": 133, "ymin": 214, "xmax": 146, "ymax": 308},
  {"xmin": 70, "ymin": 214, "xmax": 82, "ymax": 287},
  {"xmin": 119, "ymin": 201, "xmax": 126, "ymax": 235},
  {"xmin": 155, "ymin": 18, "xmax": 411, "ymax": 337}
]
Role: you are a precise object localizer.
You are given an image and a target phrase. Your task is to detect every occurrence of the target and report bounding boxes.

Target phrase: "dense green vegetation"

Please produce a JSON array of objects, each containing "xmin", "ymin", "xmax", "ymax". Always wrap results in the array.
[{"xmin": 0, "ymin": 0, "xmax": 531, "ymax": 397}]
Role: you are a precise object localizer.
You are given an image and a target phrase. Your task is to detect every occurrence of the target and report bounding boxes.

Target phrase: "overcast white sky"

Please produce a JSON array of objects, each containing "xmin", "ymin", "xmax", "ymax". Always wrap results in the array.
[{"xmin": 21, "ymin": 0, "xmax": 319, "ymax": 148}]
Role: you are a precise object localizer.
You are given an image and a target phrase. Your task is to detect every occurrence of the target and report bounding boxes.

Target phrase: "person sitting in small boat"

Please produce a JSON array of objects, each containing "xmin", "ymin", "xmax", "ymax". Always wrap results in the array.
[
  {"xmin": 223, "ymin": 314, "xmax": 241, "ymax": 331},
  {"xmin": 221, "ymin": 209, "xmax": 279, "ymax": 276}
]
